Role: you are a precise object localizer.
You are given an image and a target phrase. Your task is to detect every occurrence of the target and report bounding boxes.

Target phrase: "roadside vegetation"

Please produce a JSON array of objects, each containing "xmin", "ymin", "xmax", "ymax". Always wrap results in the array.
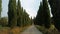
[
  {"xmin": 0, "ymin": 0, "xmax": 60, "ymax": 34},
  {"xmin": 33, "ymin": 0, "xmax": 60, "ymax": 34},
  {"xmin": 35, "ymin": 24, "xmax": 60, "ymax": 34},
  {"xmin": 0, "ymin": 0, "xmax": 33, "ymax": 34}
]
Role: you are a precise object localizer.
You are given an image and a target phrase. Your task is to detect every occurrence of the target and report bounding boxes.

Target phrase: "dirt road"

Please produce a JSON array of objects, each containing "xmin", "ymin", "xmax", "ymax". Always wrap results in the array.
[{"xmin": 21, "ymin": 25, "xmax": 43, "ymax": 34}]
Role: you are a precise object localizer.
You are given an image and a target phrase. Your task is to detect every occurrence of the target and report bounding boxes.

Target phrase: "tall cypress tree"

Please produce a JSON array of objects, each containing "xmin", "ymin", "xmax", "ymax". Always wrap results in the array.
[
  {"xmin": 43, "ymin": 0, "xmax": 50, "ymax": 28},
  {"xmin": 23, "ymin": 10, "xmax": 28, "ymax": 26},
  {"xmin": 21, "ymin": 7, "xmax": 25, "ymax": 27},
  {"xmin": 34, "ymin": 2, "xmax": 44, "ymax": 26},
  {"xmin": 48, "ymin": 0, "xmax": 60, "ymax": 31},
  {"xmin": 34, "ymin": 0, "xmax": 50, "ymax": 28},
  {"xmin": 17, "ymin": 0, "xmax": 23, "ymax": 27},
  {"xmin": 0, "ymin": 0, "xmax": 2, "ymax": 19},
  {"xmin": 17, "ymin": 0, "xmax": 21, "ymax": 26},
  {"xmin": 8, "ymin": 0, "xmax": 17, "ymax": 27}
]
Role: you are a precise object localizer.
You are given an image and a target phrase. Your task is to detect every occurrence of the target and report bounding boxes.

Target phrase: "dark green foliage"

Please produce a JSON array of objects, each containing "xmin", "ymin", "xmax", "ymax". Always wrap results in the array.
[
  {"xmin": 23, "ymin": 10, "xmax": 31, "ymax": 26},
  {"xmin": 8, "ymin": 0, "xmax": 17, "ymax": 27},
  {"xmin": 48, "ymin": 0, "xmax": 60, "ymax": 31},
  {"xmin": 30, "ymin": 17, "xmax": 33, "ymax": 25},
  {"xmin": 17, "ymin": 0, "xmax": 22, "ymax": 26},
  {"xmin": 0, "ymin": 17, "xmax": 8, "ymax": 26},
  {"xmin": 8, "ymin": 0, "xmax": 33, "ymax": 27},
  {"xmin": 17, "ymin": 0, "xmax": 32, "ymax": 27},
  {"xmin": 43, "ymin": 0, "xmax": 50, "ymax": 28},
  {"xmin": 0, "ymin": 0, "xmax": 2, "ymax": 19},
  {"xmin": 34, "ymin": 2, "xmax": 43, "ymax": 26},
  {"xmin": 34, "ymin": 0, "xmax": 50, "ymax": 28}
]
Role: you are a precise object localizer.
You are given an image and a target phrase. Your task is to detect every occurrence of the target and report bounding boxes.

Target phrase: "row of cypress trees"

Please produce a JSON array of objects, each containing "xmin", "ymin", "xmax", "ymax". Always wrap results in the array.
[{"xmin": 8, "ymin": 0, "xmax": 32, "ymax": 27}]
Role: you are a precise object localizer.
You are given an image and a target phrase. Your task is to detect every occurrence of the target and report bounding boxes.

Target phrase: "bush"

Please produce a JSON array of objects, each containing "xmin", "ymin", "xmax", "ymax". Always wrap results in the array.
[{"xmin": 0, "ymin": 17, "xmax": 8, "ymax": 26}]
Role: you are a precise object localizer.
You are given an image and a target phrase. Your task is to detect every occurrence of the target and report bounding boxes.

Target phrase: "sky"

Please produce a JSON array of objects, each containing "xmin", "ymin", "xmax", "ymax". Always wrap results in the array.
[{"xmin": 2, "ymin": 0, "xmax": 42, "ymax": 18}]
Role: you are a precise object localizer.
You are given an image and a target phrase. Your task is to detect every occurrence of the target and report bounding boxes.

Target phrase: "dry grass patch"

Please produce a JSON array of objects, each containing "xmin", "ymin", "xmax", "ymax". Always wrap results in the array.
[
  {"xmin": 0, "ymin": 25, "xmax": 31, "ymax": 34},
  {"xmin": 0, "ymin": 27, "xmax": 10, "ymax": 34}
]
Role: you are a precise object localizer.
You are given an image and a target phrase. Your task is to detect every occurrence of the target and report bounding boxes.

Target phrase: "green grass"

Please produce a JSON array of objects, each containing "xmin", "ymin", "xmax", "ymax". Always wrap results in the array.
[
  {"xmin": 35, "ymin": 25, "xmax": 48, "ymax": 34},
  {"xmin": 35, "ymin": 24, "xmax": 60, "ymax": 34}
]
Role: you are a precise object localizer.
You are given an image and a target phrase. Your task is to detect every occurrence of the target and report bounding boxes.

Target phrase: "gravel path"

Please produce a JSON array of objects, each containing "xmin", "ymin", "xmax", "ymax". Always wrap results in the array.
[{"xmin": 21, "ymin": 25, "xmax": 43, "ymax": 34}]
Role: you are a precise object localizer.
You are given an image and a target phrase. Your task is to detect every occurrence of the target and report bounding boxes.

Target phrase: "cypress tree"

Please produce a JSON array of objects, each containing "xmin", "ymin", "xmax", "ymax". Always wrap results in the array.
[
  {"xmin": 17, "ymin": 0, "xmax": 23, "ymax": 27},
  {"xmin": 35, "ymin": 2, "xmax": 43, "ymax": 26},
  {"xmin": 17, "ymin": 0, "xmax": 22, "ymax": 26},
  {"xmin": 30, "ymin": 17, "xmax": 33, "ymax": 25},
  {"xmin": 34, "ymin": 0, "xmax": 50, "ymax": 28},
  {"xmin": 43, "ymin": 0, "xmax": 50, "ymax": 28},
  {"xmin": 21, "ymin": 7, "xmax": 25, "ymax": 27},
  {"xmin": 8, "ymin": 0, "xmax": 17, "ymax": 27},
  {"xmin": 48, "ymin": 0, "xmax": 60, "ymax": 31},
  {"xmin": 23, "ymin": 10, "xmax": 28, "ymax": 26},
  {"xmin": 23, "ymin": 9, "xmax": 31, "ymax": 26}
]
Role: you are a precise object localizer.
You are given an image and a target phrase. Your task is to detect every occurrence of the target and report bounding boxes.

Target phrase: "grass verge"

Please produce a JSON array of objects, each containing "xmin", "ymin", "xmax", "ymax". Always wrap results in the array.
[{"xmin": 35, "ymin": 24, "xmax": 60, "ymax": 34}]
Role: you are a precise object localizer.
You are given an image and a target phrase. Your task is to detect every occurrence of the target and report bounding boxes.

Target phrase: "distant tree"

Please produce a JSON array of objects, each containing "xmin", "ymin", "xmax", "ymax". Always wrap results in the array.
[
  {"xmin": 23, "ymin": 10, "xmax": 29, "ymax": 26},
  {"xmin": 33, "ymin": 17, "xmax": 36, "ymax": 25},
  {"xmin": 23, "ymin": 9, "xmax": 32, "ymax": 26},
  {"xmin": 0, "ymin": 0, "xmax": 2, "ymax": 19},
  {"xmin": 48, "ymin": 0, "xmax": 60, "ymax": 31},
  {"xmin": 30, "ymin": 17, "xmax": 33, "ymax": 25},
  {"xmin": 8, "ymin": 0, "xmax": 17, "ymax": 27}
]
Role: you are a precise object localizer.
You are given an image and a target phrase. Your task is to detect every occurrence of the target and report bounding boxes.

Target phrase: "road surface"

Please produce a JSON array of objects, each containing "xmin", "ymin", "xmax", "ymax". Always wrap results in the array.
[{"xmin": 21, "ymin": 25, "xmax": 43, "ymax": 34}]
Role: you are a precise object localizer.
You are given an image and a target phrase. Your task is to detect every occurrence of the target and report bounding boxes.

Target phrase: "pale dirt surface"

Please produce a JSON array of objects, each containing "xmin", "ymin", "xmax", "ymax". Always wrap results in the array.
[{"xmin": 21, "ymin": 25, "xmax": 43, "ymax": 34}]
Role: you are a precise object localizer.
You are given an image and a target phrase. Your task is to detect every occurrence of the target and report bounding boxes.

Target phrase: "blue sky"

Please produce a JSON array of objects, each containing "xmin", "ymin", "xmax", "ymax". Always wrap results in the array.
[{"xmin": 2, "ymin": 0, "xmax": 42, "ymax": 18}]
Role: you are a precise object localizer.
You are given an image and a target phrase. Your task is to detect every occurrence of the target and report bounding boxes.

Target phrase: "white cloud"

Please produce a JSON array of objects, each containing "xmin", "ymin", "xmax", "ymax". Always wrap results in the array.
[
  {"xmin": 20, "ymin": 0, "xmax": 40, "ymax": 18},
  {"xmin": 26, "ymin": 8, "xmax": 37, "ymax": 18}
]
